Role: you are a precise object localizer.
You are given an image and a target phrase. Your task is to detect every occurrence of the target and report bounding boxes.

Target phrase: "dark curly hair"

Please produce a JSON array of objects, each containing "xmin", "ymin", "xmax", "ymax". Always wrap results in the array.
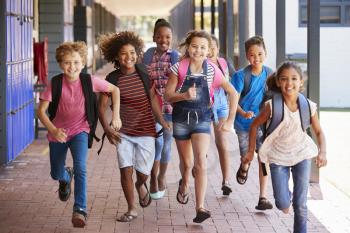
[{"xmin": 98, "ymin": 31, "xmax": 144, "ymax": 69}]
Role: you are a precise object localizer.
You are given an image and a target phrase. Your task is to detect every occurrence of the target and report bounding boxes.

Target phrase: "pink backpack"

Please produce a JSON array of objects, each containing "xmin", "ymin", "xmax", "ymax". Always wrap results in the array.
[{"xmin": 176, "ymin": 58, "xmax": 223, "ymax": 99}]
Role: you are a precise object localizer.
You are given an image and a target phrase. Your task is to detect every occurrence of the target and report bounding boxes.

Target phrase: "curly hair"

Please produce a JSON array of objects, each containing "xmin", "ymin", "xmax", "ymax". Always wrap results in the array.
[
  {"xmin": 55, "ymin": 41, "xmax": 87, "ymax": 64},
  {"xmin": 98, "ymin": 31, "xmax": 144, "ymax": 69},
  {"xmin": 178, "ymin": 30, "xmax": 212, "ymax": 58}
]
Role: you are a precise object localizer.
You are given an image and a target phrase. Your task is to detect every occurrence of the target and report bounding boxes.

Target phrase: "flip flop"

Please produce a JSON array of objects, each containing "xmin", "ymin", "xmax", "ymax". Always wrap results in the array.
[
  {"xmin": 193, "ymin": 208, "xmax": 211, "ymax": 223},
  {"xmin": 136, "ymin": 183, "xmax": 152, "ymax": 208},
  {"xmin": 117, "ymin": 212, "xmax": 137, "ymax": 222},
  {"xmin": 176, "ymin": 179, "xmax": 189, "ymax": 204},
  {"xmin": 236, "ymin": 163, "xmax": 250, "ymax": 185}
]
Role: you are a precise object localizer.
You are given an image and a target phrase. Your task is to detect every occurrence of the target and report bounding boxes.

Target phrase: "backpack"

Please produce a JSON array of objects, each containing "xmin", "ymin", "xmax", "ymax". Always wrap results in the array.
[
  {"xmin": 48, "ymin": 73, "xmax": 99, "ymax": 149},
  {"xmin": 143, "ymin": 47, "xmax": 179, "ymax": 65},
  {"xmin": 260, "ymin": 92, "xmax": 311, "ymax": 176},
  {"xmin": 177, "ymin": 58, "xmax": 223, "ymax": 101},
  {"xmin": 241, "ymin": 65, "xmax": 273, "ymax": 99},
  {"xmin": 97, "ymin": 63, "xmax": 162, "ymax": 155}
]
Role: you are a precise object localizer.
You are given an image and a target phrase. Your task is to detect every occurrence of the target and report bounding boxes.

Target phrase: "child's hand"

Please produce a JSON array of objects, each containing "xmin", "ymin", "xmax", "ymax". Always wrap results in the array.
[
  {"xmin": 51, "ymin": 128, "xmax": 67, "ymax": 143},
  {"xmin": 315, "ymin": 152, "xmax": 327, "ymax": 168},
  {"xmin": 160, "ymin": 119, "xmax": 171, "ymax": 131},
  {"xmin": 241, "ymin": 151, "xmax": 254, "ymax": 165},
  {"xmin": 186, "ymin": 83, "xmax": 196, "ymax": 100},
  {"xmin": 105, "ymin": 127, "xmax": 121, "ymax": 145},
  {"xmin": 220, "ymin": 119, "xmax": 234, "ymax": 132},
  {"xmin": 111, "ymin": 118, "xmax": 122, "ymax": 131},
  {"xmin": 243, "ymin": 111, "xmax": 255, "ymax": 119}
]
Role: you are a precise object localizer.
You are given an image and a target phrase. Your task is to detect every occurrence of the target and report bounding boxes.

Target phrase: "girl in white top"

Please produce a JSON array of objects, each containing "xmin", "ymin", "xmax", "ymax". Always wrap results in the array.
[{"xmin": 241, "ymin": 61, "xmax": 327, "ymax": 233}]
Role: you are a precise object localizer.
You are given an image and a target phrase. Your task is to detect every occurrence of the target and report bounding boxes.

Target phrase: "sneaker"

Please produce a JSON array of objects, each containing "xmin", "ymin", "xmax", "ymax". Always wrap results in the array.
[
  {"xmin": 72, "ymin": 209, "xmax": 87, "ymax": 228},
  {"xmin": 255, "ymin": 197, "xmax": 273, "ymax": 210},
  {"xmin": 58, "ymin": 167, "xmax": 73, "ymax": 202}
]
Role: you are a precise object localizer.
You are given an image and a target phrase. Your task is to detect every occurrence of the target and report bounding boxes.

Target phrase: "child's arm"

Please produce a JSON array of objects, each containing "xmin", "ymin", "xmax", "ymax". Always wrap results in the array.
[
  {"xmin": 310, "ymin": 113, "xmax": 327, "ymax": 168},
  {"xmin": 220, "ymin": 80, "xmax": 238, "ymax": 131},
  {"xmin": 106, "ymin": 83, "xmax": 121, "ymax": 130},
  {"xmin": 150, "ymin": 83, "xmax": 170, "ymax": 130},
  {"xmin": 164, "ymin": 72, "xmax": 196, "ymax": 103},
  {"xmin": 241, "ymin": 104, "xmax": 271, "ymax": 165},
  {"xmin": 98, "ymin": 93, "xmax": 121, "ymax": 145},
  {"xmin": 237, "ymin": 104, "xmax": 255, "ymax": 119},
  {"xmin": 37, "ymin": 100, "xmax": 67, "ymax": 143}
]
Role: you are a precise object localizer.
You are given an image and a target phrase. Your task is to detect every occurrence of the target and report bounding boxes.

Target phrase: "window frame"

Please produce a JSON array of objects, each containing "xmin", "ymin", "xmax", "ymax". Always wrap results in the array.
[{"xmin": 299, "ymin": 0, "xmax": 350, "ymax": 27}]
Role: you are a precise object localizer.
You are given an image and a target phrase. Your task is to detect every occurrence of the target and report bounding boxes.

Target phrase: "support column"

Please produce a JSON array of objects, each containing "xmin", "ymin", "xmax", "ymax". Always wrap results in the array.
[
  {"xmin": 239, "ymin": 0, "xmax": 249, "ymax": 67},
  {"xmin": 255, "ymin": 0, "xmax": 263, "ymax": 36},
  {"xmin": 211, "ymin": 0, "xmax": 215, "ymax": 34},
  {"xmin": 276, "ymin": 0, "xmax": 286, "ymax": 66},
  {"xmin": 200, "ymin": 0, "xmax": 204, "ymax": 29},
  {"xmin": 226, "ymin": 0, "xmax": 234, "ymax": 62},
  {"xmin": 218, "ymin": 0, "xmax": 226, "ymax": 56},
  {"xmin": 307, "ymin": 0, "xmax": 320, "ymax": 183}
]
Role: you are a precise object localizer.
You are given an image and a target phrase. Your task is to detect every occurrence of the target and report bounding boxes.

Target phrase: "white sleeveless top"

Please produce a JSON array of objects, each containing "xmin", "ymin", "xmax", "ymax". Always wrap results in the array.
[{"xmin": 258, "ymin": 99, "xmax": 319, "ymax": 166}]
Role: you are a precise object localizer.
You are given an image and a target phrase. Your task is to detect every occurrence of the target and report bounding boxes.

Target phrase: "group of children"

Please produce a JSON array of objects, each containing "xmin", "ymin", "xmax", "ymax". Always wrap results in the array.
[{"xmin": 37, "ymin": 18, "xmax": 327, "ymax": 232}]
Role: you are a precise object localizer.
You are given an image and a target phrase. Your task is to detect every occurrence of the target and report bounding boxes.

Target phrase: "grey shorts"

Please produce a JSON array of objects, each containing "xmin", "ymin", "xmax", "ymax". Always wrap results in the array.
[
  {"xmin": 116, "ymin": 133, "xmax": 155, "ymax": 175},
  {"xmin": 236, "ymin": 128, "xmax": 263, "ymax": 156}
]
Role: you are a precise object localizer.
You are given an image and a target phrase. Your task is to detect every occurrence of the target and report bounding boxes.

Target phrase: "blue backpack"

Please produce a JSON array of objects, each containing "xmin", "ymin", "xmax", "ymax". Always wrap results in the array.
[{"xmin": 143, "ymin": 47, "xmax": 179, "ymax": 65}]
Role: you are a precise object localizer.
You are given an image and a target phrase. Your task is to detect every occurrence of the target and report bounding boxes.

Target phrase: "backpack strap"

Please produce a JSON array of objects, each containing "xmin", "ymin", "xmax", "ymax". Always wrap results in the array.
[
  {"xmin": 297, "ymin": 93, "xmax": 311, "ymax": 131},
  {"xmin": 265, "ymin": 93, "xmax": 284, "ymax": 137},
  {"xmin": 143, "ymin": 47, "xmax": 156, "ymax": 65},
  {"xmin": 48, "ymin": 74, "xmax": 64, "ymax": 121},
  {"xmin": 177, "ymin": 58, "xmax": 190, "ymax": 91},
  {"xmin": 170, "ymin": 50, "xmax": 179, "ymax": 65},
  {"xmin": 80, "ymin": 73, "xmax": 100, "ymax": 148},
  {"xmin": 217, "ymin": 57, "xmax": 228, "ymax": 75},
  {"xmin": 135, "ymin": 63, "xmax": 151, "ymax": 102},
  {"xmin": 242, "ymin": 65, "xmax": 273, "ymax": 98}
]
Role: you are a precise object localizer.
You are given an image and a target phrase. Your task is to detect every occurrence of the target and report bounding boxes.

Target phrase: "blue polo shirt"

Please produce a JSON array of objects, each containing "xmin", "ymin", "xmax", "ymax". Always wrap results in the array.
[{"xmin": 230, "ymin": 66, "xmax": 270, "ymax": 131}]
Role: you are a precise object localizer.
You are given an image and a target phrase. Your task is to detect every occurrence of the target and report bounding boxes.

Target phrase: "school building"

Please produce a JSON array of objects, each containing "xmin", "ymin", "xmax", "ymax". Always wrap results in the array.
[{"xmin": 1, "ymin": 0, "xmax": 336, "ymax": 165}]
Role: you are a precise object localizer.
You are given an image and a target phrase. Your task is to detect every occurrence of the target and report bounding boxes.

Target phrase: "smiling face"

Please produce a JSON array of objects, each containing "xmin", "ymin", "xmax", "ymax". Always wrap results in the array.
[
  {"xmin": 246, "ymin": 44, "xmax": 266, "ymax": 71},
  {"xmin": 277, "ymin": 67, "xmax": 304, "ymax": 97},
  {"xmin": 209, "ymin": 39, "xmax": 219, "ymax": 59},
  {"xmin": 116, "ymin": 44, "xmax": 137, "ymax": 73},
  {"xmin": 187, "ymin": 36, "xmax": 210, "ymax": 63},
  {"xmin": 59, "ymin": 51, "xmax": 85, "ymax": 80},
  {"xmin": 154, "ymin": 26, "xmax": 172, "ymax": 53}
]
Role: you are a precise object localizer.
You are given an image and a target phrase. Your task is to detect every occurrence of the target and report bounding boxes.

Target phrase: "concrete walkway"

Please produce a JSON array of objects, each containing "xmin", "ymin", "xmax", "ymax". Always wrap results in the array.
[{"xmin": 0, "ymin": 66, "xmax": 349, "ymax": 233}]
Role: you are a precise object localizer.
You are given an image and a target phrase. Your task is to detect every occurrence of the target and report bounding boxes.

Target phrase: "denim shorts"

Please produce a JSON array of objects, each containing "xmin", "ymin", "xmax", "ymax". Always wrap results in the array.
[
  {"xmin": 173, "ymin": 119, "xmax": 211, "ymax": 140},
  {"xmin": 116, "ymin": 133, "xmax": 155, "ymax": 175},
  {"xmin": 212, "ymin": 88, "xmax": 229, "ymax": 124},
  {"xmin": 236, "ymin": 128, "xmax": 263, "ymax": 156}
]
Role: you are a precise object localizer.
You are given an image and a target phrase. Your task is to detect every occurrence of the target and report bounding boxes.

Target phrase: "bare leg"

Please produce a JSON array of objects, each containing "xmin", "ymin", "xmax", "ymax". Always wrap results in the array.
[
  {"xmin": 191, "ymin": 133, "xmax": 210, "ymax": 210},
  {"xmin": 135, "ymin": 170, "xmax": 150, "ymax": 207},
  {"xmin": 158, "ymin": 162, "xmax": 168, "ymax": 191},
  {"xmin": 150, "ymin": 160, "xmax": 160, "ymax": 193},
  {"xmin": 175, "ymin": 139, "xmax": 193, "ymax": 196},
  {"xmin": 120, "ymin": 167, "xmax": 137, "ymax": 215}
]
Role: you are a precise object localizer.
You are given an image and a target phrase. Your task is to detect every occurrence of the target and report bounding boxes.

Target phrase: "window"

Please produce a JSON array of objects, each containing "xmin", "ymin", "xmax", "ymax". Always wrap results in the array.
[{"xmin": 299, "ymin": 0, "xmax": 350, "ymax": 26}]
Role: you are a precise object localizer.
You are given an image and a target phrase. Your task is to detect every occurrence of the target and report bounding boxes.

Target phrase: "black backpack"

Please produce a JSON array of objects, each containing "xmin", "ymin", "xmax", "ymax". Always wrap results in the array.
[{"xmin": 48, "ymin": 73, "xmax": 100, "ymax": 148}]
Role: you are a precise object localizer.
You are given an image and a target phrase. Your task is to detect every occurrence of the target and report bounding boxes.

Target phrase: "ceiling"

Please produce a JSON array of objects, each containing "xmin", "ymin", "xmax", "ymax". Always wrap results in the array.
[{"xmin": 96, "ymin": 0, "xmax": 183, "ymax": 16}]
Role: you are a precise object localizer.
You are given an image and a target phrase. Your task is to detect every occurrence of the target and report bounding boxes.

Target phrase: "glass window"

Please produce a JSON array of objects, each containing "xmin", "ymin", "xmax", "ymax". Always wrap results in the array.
[
  {"xmin": 300, "ymin": 7, "xmax": 308, "ymax": 25},
  {"xmin": 320, "ymin": 6, "xmax": 341, "ymax": 23},
  {"xmin": 346, "ymin": 6, "xmax": 350, "ymax": 24}
]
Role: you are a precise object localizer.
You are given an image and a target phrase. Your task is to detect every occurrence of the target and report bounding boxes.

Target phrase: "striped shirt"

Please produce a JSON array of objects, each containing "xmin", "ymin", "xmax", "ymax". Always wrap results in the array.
[
  {"xmin": 106, "ymin": 71, "xmax": 156, "ymax": 137},
  {"xmin": 170, "ymin": 61, "xmax": 216, "ymax": 92}
]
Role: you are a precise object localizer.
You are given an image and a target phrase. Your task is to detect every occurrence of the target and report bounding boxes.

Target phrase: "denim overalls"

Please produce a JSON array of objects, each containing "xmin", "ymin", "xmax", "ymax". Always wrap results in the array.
[{"xmin": 172, "ymin": 61, "xmax": 212, "ymax": 140}]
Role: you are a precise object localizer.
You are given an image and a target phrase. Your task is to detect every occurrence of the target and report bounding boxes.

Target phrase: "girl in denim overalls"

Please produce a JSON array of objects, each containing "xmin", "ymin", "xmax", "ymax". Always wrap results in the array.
[{"xmin": 165, "ymin": 30, "xmax": 238, "ymax": 223}]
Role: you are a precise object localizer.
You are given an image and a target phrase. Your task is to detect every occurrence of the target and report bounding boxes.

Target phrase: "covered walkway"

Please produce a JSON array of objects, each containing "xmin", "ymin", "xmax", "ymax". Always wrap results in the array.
[{"xmin": 1, "ymin": 66, "xmax": 349, "ymax": 233}]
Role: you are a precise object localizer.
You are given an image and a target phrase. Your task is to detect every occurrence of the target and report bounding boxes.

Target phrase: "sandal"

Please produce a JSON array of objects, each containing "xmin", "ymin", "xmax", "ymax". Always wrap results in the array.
[
  {"xmin": 255, "ymin": 197, "xmax": 273, "ymax": 210},
  {"xmin": 176, "ymin": 179, "xmax": 189, "ymax": 204},
  {"xmin": 236, "ymin": 163, "xmax": 250, "ymax": 185},
  {"xmin": 136, "ymin": 183, "xmax": 152, "ymax": 208},
  {"xmin": 221, "ymin": 182, "xmax": 232, "ymax": 196},
  {"xmin": 117, "ymin": 212, "xmax": 137, "ymax": 222},
  {"xmin": 193, "ymin": 208, "xmax": 211, "ymax": 223}
]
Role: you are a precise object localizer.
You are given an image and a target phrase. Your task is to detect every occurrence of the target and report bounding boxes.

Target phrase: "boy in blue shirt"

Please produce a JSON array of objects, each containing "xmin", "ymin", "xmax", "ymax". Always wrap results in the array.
[{"xmin": 230, "ymin": 35, "xmax": 273, "ymax": 211}]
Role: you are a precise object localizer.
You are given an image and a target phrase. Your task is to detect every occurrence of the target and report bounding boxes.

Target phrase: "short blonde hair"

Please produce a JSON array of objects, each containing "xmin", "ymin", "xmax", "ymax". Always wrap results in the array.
[{"xmin": 55, "ymin": 41, "xmax": 88, "ymax": 64}]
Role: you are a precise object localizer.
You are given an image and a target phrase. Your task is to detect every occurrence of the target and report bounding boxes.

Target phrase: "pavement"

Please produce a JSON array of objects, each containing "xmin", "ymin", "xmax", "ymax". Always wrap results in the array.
[{"xmin": 0, "ymin": 65, "xmax": 350, "ymax": 233}]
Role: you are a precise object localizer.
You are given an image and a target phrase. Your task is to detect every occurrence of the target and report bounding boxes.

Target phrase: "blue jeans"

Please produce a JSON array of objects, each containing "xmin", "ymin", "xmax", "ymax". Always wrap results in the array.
[
  {"xmin": 49, "ymin": 132, "xmax": 88, "ymax": 213},
  {"xmin": 212, "ymin": 88, "xmax": 229, "ymax": 124},
  {"xmin": 270, "ymin": 159, "xmax": 311, "ymax": 233},
  {"xmin": 155, "ymin": 115, "xmax": 173, "ymax": 163}
]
